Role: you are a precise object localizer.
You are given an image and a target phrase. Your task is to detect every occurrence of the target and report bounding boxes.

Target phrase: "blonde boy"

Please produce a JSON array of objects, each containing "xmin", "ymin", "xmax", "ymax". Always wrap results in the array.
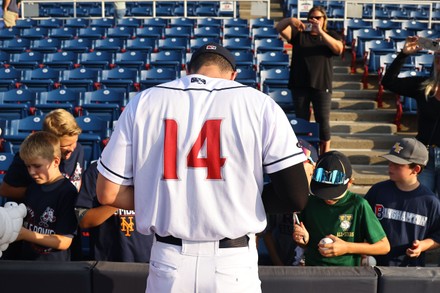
[{"xmin": 12, "ymin": 131, "xmax": 78, "ymax": 261}]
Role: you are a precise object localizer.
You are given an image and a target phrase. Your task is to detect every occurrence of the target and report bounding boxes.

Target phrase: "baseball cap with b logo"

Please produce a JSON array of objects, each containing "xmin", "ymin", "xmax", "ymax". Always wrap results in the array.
[{"xmin": 381, "ymin": 137, "xmax": 428, "ymax": 166}]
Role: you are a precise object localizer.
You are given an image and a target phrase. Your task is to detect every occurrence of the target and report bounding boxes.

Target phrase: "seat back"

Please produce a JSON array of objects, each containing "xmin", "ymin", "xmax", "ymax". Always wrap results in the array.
[{"xmin": 288, "ymin": 117, "xmax": 320, "ymax": 152}]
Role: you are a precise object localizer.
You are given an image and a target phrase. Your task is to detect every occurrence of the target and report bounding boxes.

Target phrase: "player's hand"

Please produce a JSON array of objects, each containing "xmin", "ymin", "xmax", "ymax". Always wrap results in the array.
[
  {"xmin": 406, "ymin": 240, "xmax": 422, "ymax": 258},
  {"xmin": 403, "ymin": 36, "xmax": 422, "ymax": 55},
  {"xmin": 318, "ymin": 234, "xmax": 347, "ymax": 257},
  {"xmin": 293, "ymin": 222, "xmax": 309, "ymax": 245}
]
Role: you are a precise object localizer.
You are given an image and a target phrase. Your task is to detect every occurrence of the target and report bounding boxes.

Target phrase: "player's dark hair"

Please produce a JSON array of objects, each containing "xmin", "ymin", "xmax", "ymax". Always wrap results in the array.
[
  {"xmin": 409, "ymin": 163, "xmax": 425, "ymax": 174},
  {"xmin": 189, "ymin": 53, "xmax": 235, "ymax": 73}
]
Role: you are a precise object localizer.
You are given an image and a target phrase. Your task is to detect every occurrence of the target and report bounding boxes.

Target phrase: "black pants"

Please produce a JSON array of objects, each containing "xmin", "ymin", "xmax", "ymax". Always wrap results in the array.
[{"xmin": 292, "ymin": 87, "xmax": 331, "ymax": 142}]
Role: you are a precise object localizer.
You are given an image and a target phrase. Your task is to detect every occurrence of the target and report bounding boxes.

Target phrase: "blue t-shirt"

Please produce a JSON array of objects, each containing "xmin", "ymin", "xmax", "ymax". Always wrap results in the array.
[{"xmin": 365, "ymin": 180, "xmax": 440, "ymax": 266}]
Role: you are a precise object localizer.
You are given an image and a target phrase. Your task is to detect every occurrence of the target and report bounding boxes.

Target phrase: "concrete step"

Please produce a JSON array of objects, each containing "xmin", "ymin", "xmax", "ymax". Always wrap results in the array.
[
  {"xmin": 330, "ymin": 121, "xmax": 397, "ymax": 135},
  {"xmin": 351, "ymin": 164, "xmax": 388, "ymax": 186},
  {"xmin": 329, "ymin": 109, "xmax": 396, "ymax": 123},
  {"xmin": 341, "ymin": 148, "xmax": 389, "ymax": 165},
  {"xmin": 331, "ymin": 134, "xmax": 409, "ymax": 149},
  {"xmin": 332, "ymin": 89, "xmax": 392, "ymax": 101},
  {"xmin": 333, "ymin": 72, "xmax": 363, "ymax": 82},
  {"xmin": 333, "ymin": 81, "xmax": 363, "ymax": 90},
  {"xmin": 331, "ymin": 98, "xmax": 376, "ymax": 110}
]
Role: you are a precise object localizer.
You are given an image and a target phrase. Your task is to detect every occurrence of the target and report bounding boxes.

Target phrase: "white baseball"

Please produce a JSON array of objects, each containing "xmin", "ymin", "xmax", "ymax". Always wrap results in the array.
[
  {"xmin": 319, "ymin": 237, "xmax": 333, "ymax": 250},
  {"xmin": 361, "ymin": 256, "xmax": 377, "ymax": 266}
]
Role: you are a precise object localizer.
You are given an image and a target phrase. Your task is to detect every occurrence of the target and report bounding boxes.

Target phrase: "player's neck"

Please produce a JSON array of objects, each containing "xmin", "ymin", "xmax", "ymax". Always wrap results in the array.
[{"xmin": 194, "ymin": 66, "xmax": 233, "ymax": 80}]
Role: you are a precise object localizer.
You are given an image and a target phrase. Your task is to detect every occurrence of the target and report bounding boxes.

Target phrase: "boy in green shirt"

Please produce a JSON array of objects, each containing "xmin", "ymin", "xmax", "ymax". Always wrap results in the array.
[{"xmin": 293, "ymin": 151, "xmax": 390, "ymax": 266}]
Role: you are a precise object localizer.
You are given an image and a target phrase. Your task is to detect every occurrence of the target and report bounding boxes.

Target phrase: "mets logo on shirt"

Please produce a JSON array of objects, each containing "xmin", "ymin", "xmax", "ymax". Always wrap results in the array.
[{"xmin": 339, "ymin": 214, "xmax": 352, "ymax": 231}]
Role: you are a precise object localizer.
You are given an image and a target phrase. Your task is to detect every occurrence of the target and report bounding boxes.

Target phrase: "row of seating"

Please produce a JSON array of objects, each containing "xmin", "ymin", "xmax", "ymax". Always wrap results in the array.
[{"xmin": 11, "ymin": 17, "xmax": 273, "ymax": 31}]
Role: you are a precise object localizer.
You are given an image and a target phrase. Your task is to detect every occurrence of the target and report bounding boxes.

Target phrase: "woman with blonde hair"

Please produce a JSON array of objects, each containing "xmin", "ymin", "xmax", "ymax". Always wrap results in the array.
[
  {"xmin": 276, "ymin": 6, "xmax": 344, "ymax": 154},
  {"xmin": 381, "ymin": 36, "xmax": 440, "ymax": 196}
]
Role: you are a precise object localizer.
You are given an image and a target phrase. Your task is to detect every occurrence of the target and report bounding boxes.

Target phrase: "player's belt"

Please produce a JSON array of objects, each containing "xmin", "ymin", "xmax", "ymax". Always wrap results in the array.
[{"xmin": 156, "ymin": 235, "xmax": 249, "ymax": 248}]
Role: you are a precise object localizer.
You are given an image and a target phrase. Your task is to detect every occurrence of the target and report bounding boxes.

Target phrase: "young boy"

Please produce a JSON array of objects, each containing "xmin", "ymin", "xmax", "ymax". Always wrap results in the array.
[
  {"xmin": 12, "ymin": 131, "xmax": 78, "ymax": 261},
  {"xmin": 365, "ymin": 137, "xmax": 440, "ymax": 266},
  {"xmin": 293, "ymin": 151, "xmax": 390, "ymax": 266},
  {"xmin": 75, "ymin": 160, "xmax": 154, "ymax": 262}
]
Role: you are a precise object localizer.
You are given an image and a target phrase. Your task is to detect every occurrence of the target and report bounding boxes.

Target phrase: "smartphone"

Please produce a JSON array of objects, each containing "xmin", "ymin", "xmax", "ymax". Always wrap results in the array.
[
  {"xmin": 293, "ymin": 212, "xmax": 300, "ymax": 225},
  {"xmin": 304, "ymin": 23, "xmax": 312, "ymax": 32},
  {"xmin": 417, "ymin": 37, "xmax": 440, "ymax": 51}
]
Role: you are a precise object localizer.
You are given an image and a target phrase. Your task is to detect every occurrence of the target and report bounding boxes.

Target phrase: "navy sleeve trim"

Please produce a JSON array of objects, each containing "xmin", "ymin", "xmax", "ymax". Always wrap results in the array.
[{"xmin": 99, "ymin": 158, "xmax": 133, "ymax": 180}]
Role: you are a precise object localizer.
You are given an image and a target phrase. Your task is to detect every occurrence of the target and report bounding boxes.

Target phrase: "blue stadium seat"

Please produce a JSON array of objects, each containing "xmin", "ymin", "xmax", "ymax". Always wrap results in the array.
[
  {"xmin": 116, "ymin": 17, "xmax": 142, "ymax": 28},
  {"xmin": 61, "ymin": 38, "xmax": 94, "ymax": 53},
  {"xmin": 20, "ymin": 27, "xmax": 49, "ymax": 40},
  {"xmin": 100, "ymin": 67, "xmax": 139, "ymax": 94},
  {"xmin": 139, "ymin": 67, "xmax": 179, "ymax": 90},
  {"xmin": 0, "ymin": 152, "xmax": 14, "ymax": 184},
  {"xmin": 64, "ymin": 18, "xmax": 90, "ymax": 28},
  {"xmin": 30, "ymin": 38, "xmax": 61, "ymax": 53},
  {"xmin": 0, "ymin": 67, "xmax": 21, "ymax": 91},
  {"xmin": 126, "ymin": 38, "xmax": 157, "ymax": 54},
  {"xmin": 401, "ymin": 20, "xmax": 428, "ymax": 34},
  {"xmin": 222, "ymin": 37, "xmax": 252, "ymax": 52},
  {"xmin": 43, "ymin": 51, "xmax": 78, "ymax": 70},
  {"xmin": 196, "ymin": 18, "xmax": 222, "ymax": 28},
  {"xmin": 15, "ymin": 18, "xmax": 38, "ymax": 29},
  {"xmin": 107, "ymin": 27, "xmax": 135, "ymax": 39},
  {"xmin": 268, "ymin": 88, "xmax": 294, "ymax": 113},
  {"xmin": 194, "ymin": 27, "xmax": 221, "ymax": 39},
  {"xmin": 414, "ymin": 54, "xmax": 435, "ymax": 74},
  {"xmin": 164, "ymin": 26, "xmax": 193, "ymax": 39},
  {"xmin": 60, "ymin": 67, "xmax": 101, "ymax": 92},
  {"xmin": 3, "ymin": 115, "xmax": 44, "ymax": 152},
  {"xmin": 150, "ymin": 50, "xmax": 184, "ymax": 71},
  {"xmin": 90, "ymin": 18, "xmax": 115, "ymax": 28},
  {"xmin": 169, "ymin": 17, "xmax": 196, "ymax": 28},
  {"xmin": 235, "ymin": 67, "xmax": 258, "ymax": 88},
  {"xmin": 20, "ymin": 67, "xmax": 61, "ymax": 92},
  {"xmin": 195, "ymin": 6, "xmax": 218, "ymax": 17},
  {"xmin": 9, "ymin": 51, "xmax": 44, "ymax": 70},
  {"xmin": 361, "ymin": 39, "xmax": 395, "ymax": 88},
  {"xmin": 288, "ymin": 117, "xmax": 320, "ymax": 152},
  {"xmin": 142, "ymin": 17, "xmax": 168, "ymax": 28},
  {"xmin": 223, "ymin": 26, "xmax": 250, "ymax": 39},
  {"xmin": 384, "ymin": 29, "xmax": 412, "ymax": 43},
  {"xmin": 38, "ymin": 18, "xmax": 64, "ymax": 28},
  {"xmin": 222, "ymin": 18, "xmax": 248, "ymax": 28},
  {"xmin": 35, "ymin": 88, "xmax": 81, "ymax": 115},
  {"xmin": 0, "ymin": 51, "xmax": 10, "ymax": 68},
  {"xmin": 75, "ymin": 115, "xmax": 109, "ymax": 165},
  {"xmin": 251, "ymin": 27, "xmax": 279, "ymax": 40},
  {"xmin": 158, "ymin": 38, "xmax": 189, "ymax": 54},
  {"xmin": 0, "ymin": 27, "xmax": 20, "ymax": 41},
  {"xmin": 115, "ymin": 51, "xmax": 149, "ymax": 71},
  {"xmin": 81, "ymin": 89, "xmax": 126, "ymax": 125},
  {"xmin": 259, "ymin": 67, "xmax": 289, "ymax": 92},
  {"xmin": 135, "ymin": 26, "xmax": 164, "ymax": 39},
  {"xmin": 249, "ymin": 18, "xmax": 274, "ymax": 29},
  {"xmin": 2, "ymin": 38, "xmax": 31, "ymax": 54},
  {"xmin": 190, "ymin": 37, "xmax": 221, "ymax": 52},
  {"xmin": 130, "ymin": 6, "xmax": 153, "ymax": 17},
  {"xmin": 78, "ymin": 27, "xmax": 107, "ymax": 40},
  {"xmin": 372, "ymin": 19, "xmax": 401, "ymax": 34},
  {"xmin": 352, "ymin": 28, "xmax": 384, "ymax": 60},
  {"xmin": 93, "ymin": 38, "xmax": 126, "ymax": 53},
  {"xmin": 345, "ymin": 18, "xmax": 372, "ymax": 45},
  {"xmin": 78, "ymin": 51, "xmax": 114, "ymax": 70},
  {"xmin": 232, "ymin": 51, "xmax": 255, "ymax": 70},
  {"xmin": 0, "ymin": 88, "xmax": 37, "ymax": 120},
  {"xmin": 256, "ymin": 51, "xmax": 290, "ymax": 71},
  {"xmin": 48, "ymin": 27, "xmax": 78, "ymax": 40},
  {"xmin": 253, "ymin": 38, "xmax": 285, "ymax": 55}
]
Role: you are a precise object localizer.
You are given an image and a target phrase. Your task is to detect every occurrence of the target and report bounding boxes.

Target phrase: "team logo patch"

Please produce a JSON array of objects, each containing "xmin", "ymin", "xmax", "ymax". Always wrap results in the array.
[
  {"xmin": 191, "ymin": 77, "xmax": 206, "ymax": 84},
  {"xmin": 392, "ymin": 142, "xmax": 403, "ymax": 153},
  {"xmin": 206, "ymin": 45, "xmax": 217, "ymax": 50},
  {"xmin": 339, "ymin": 214, "xmax": 352, "ymax": 231}
]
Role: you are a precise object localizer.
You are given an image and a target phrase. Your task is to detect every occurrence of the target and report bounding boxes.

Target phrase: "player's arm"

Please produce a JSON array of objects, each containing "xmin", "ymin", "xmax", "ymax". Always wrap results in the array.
[
  {"xmin": 16, "ymin": 227, "xmax": 73, "ymax": 250},
  {"xmin": 96, "ymin": 173, "xmax": 134, "ymax": 210},
  {"xmin": 75, "ymin": 206, "xmax": 118, "ymax": 229},
  {"xmin": 406, "ymin": 239, "xmax": 440, "ymax": 258},
  {"xmin": 262, "ymin": 164, "xmax": 309, "ymax": 213},
  {"xmin": 319, "ymin": 235, "xmax": 390, "ymax": 257}
]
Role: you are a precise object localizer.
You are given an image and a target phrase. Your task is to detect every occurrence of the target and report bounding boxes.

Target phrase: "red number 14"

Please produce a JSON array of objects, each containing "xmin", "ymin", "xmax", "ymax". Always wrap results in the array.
[{"xmin": 163, "ymin": 119, "xmax": 226, "ymax": 180}]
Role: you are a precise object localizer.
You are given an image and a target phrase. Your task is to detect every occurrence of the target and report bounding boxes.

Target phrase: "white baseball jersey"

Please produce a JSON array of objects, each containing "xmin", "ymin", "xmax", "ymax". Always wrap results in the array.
[{"xmin": 98, "ymin": 74, "xmax": 306, "ymax": 241}]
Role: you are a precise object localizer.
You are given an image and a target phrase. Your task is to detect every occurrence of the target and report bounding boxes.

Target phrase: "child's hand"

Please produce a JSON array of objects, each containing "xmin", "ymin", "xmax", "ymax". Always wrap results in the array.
[
  {"xmin": 293, "ymin": 222, "xmax": 309, "ymax": 245},
  {"xmin": 406, "ymin": 240, "xmax": 422, "ymax": 258},
  {"xmin": 318, "ymin": 234, "xmax": 348, "ymax": 257}
]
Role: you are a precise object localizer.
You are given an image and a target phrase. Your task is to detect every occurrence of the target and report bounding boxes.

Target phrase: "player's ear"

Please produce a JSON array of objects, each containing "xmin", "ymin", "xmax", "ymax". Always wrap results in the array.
[{"xmin": 230, "ymin": 71, "xmax": 238, "ymax": 81}]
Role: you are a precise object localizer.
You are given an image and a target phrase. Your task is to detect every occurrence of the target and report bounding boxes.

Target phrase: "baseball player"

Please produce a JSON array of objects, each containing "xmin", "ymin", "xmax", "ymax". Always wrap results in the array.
[{"xmin": 96, "ymin": 43, "xmax": 309, "ymax": 293}]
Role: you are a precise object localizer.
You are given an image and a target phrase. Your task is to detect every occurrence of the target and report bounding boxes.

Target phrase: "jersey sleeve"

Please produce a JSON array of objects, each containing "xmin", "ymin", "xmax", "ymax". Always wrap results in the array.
[
  {"xmin": 97, "ymin": 96, "xmax": 136, "ymax": 186},
  {"xmin": 3, "ymin": 152, "xmax": 33, "ymax": 188},
  {"xmin": 262, "ymin": 100, "xmax": 306, "ymax": 174}
]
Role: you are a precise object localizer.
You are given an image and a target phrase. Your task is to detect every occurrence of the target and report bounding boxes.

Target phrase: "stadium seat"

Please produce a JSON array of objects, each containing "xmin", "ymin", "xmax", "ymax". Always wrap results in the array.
[
  {"xmin": 232, "ymin": 51, "xmax": 255, "ymax": 70},
  {"xmin": 90, "ymin": 18, "xmax": 115, "ymax": 28},
  {"xmin": 0, "ymin": 152, "xmax": 14, "ymax": 184},
  {"xmin": 20, "ymin": 27, "xmax": 49, "ymax": 40},
  {"xmin": 251, "ymin": 27, "xmax": 279, "ymax": 40},
  {"xmin": 169, "ymin": 17, "xmax": 196, "ymax": 28},
  {"xmin": 64, "ymin": 18, "xmax": 90, "ymax": 28},
  {"xmin": 288, "ymin": 117, "xmax": 320, "ymax": 152},
  {"xmin": 235, "ymin": 67, "xmax": 258, "ymax": 88},
  {"xmin": 150, "ymin": 50, "xmax": 184, "ymax": 71},
  {"xmin": 78, "ymin": 27, "xmax": 107, "ymax": 40},
  {"xmin": 130, "ymin": 6, "xmax": 153, "ymax": 17},
  {"xmin": 35, "ymin": 88, "xmax": 81, "ymax": 115},
  {"xmin": 361, "ymin": 39, "xmax": 395, "ymax": 88},
  {"xmin": 126, "ymin": 38, "xmax": 157, "ymax": 54},
  {"xmin": 158, "ymin": 38, "xmax": 189, "ymax": 54},
  {"xmin": 0, "ymin": 67, "xmax": 22, "ymax": 91},
  {"xmin": 115, "ymin": 51, "xmax": 149, "ymax": 71},
  {"xmin": 94, "ymin": 38, "xmax": 126, "ymax": 53},
  {"xmin": 30, "ymin": 38, "xmax": 61, "ymax": 54},
  {"xmin": 78, "ymin": 51, "xmax": 114, "ymax": 70},
  {"xmin": 196, "ymin": 18, "xmax": 222, "ymax": 28},
  {"xmin": 48, "ymin": 27, "xmax": 78, "ymax": 40},
  {"xmin": 135, "ymin": 26, "xmax": 164, "ymax": 39},
  {"xmin": 384, "ymin": 29, "xmax": 412, "ymax": 43},
  {"xmin": 401, "ymin": 20, "xmax": 428, "ymax": 34},
  {"xmin": 223, "ymin": 27, "xmax": 250, "ymax": 39},
  {"xmin": 9, "ymin": 51, "xmax": 44, "ymax": 70},
  {"xmin": 2, "ymin": 38, "xmax": 31, "ymax": 54},
  {"xmin": 139, "ymin": 67, "xmax": 179, "ymax": 90},
  {"xmin": 61, "ymin": 38, "xmax": 94, "ymax": 53},
  {"xmin": 194, "ymin": 27, "xmax": 221, "ymax": 39},
  {"xmin": 190, "ymin": 37, "xmax": 221, "ymax": 52},
  {"xmin": 3, "ymin": 115, "xmax": 44, "ymax": 152},
  {"xmin": 256, "ymin": 51, "xmax": 290, "ymax": 71},
  {"xmin": 0, "ymin": 51, "xmax": 10, "ymax": 68},
  {"xmin": 0, "ymin": 27, "xmax": 20, "ymax": 41},
  {"xmin": 100, "ymin": 67, "xmax": 139, "ymax": 94},
  {"xmin": 142, "ymin": 17, "xmax": 168, "ymax": 28},
  {"xmin": 43, "ymin": 51, "xmax": 79, "ymax": 70},
  {"xmin": 116, "ymin": 17, "xmax": 142, "ymax": 28},
  {"xmin": 15, "ymin": 18, "xmax": 38, "ymax": 29},
  {"xmin": 107, "ymin": 27, "xmax": 135, "ymax": 40},
  {"xmin": 352, "ymin": 28, "xmax": 384, "ymax": 63},
  {"xmin": 195, "ymin": 6, "xmax": 218, "ymax": 17},
  {"xmin": 20, "ymin": 67, "xmax": 61, "ymax": 92},
  {"xmin": 372, "ymin": 19, "xmax": 401, "ymax": 35},
  {"xmin": 253, "ymin": 38, "xmax": 285, "ymax": 55},
  {"xmin": 249, "ymin": 18, "xmax": 274, "ymax": 29},
  {"xmin": 222, "ymin": 18, "xmax": 248, "ymax": 28},
  {"xmin": 268, "ymin": 89, "xmax": 295, "ymax": 114},
  {"xmin": 345, "ymin": 18, "xmax": 372, "ymax": 45},
  {"xmin": 223, "ymin": 37, "xmax": 252, "ymax": 52},
  {"xmin": 60, "ymin": 67, "xmax": 100, "ymax": 92},
  {"xmin": 0, "ymin": 88, "xmax": 37, "ymax": 120},
  {"xmin": 414, "ymin": 54, "xmax": 435, "ymax": 74},
  {"xmin": 81, "ymin": 88, "xmax": 126, "ymax": 125},
  {"xmin": 259, "ymin": 67, "xmax": 290, "ymax": 92},
  {"xmin": 164, "ymin": 26, "xmax": 193, "ymax": 39},
  {"xmin": 75, "ymin": 115, "xmax": 109, "ymax": 165}
]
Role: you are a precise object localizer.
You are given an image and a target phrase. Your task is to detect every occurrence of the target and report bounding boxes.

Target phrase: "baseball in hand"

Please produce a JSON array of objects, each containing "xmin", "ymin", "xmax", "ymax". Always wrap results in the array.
[
  {"xmin": 319, "ymin": 237, "xmax": 333, "ymax": 250},
  {"xmin": 361, "ymin": 256, "xmax": 377, "ymax": 266}
]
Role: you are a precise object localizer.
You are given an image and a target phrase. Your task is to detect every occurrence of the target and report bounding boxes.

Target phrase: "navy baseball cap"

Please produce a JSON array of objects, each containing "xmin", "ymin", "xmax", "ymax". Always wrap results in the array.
[
  {"xmin": 310, "ymin": 151, "xmax": 352, "ymax": 200},
  {"xmin": 189, "ymin": 43, "xmax": 236, "ymax": 71},
  {"xmin": 381, "ymin": 137, "xmax": 428, "ymax": 166}
]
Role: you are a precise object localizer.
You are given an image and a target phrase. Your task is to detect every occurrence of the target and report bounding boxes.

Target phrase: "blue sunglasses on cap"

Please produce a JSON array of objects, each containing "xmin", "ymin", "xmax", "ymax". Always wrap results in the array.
[{"xmin": 312, "ymin": 168, "xmax": 349, "ymax": 185}]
